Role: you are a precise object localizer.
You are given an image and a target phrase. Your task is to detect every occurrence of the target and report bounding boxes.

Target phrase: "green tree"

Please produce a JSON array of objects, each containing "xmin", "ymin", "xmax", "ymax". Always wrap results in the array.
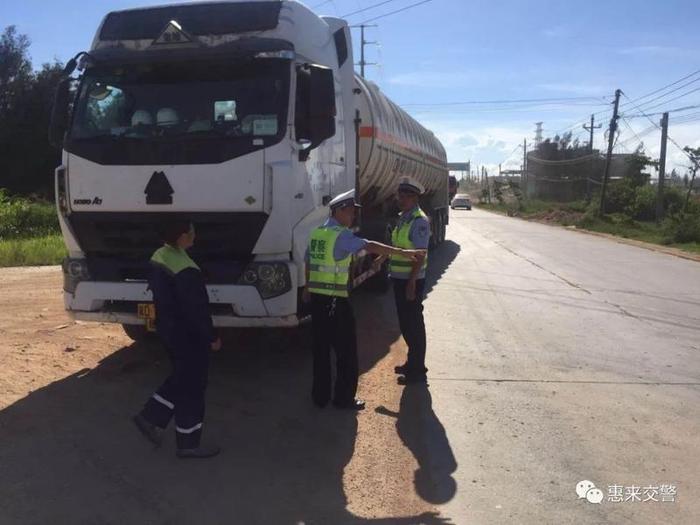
[
  {"xmin": 0, "ymin": 25, "xmax": 32, "ymax": 116},
  {"xmin": 0, "ymin": 26, "xmax": 63, "ymax": 197}
]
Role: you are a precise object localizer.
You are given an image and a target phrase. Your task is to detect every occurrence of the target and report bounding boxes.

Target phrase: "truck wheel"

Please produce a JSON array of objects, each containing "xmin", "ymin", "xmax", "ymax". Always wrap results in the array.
[
  {"xmin": 433, "ymin": 214, "xmax": 443, "ymax": 246},
  {"xmin": 122, "ymin": 323, "xmax": 156, "ymax": 342},
  {"xmin": 429, "ymin": 217, "xmax": 438, "ymax": 249},
  {"xmin": 440, "ymin": 213, "xmax": 447, "ymax": 243}
]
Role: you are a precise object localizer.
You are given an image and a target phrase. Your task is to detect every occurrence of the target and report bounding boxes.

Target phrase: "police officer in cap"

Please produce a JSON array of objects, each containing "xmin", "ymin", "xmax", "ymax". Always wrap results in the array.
[
  {"xmin": 391, "ymin": 177, "xmax": 431, "ymax": 385},
  {"xmin": 304, "ymin": 189, "xmax": 424, "ymax": 410},
  {"xmin": 133, "ymin": 220, "xmax": 222, "ymax": 459}
]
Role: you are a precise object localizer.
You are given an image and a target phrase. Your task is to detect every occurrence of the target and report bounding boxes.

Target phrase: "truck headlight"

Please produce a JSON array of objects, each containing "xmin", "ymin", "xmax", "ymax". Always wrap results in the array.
[
  {"xmin": 238, "ymin": 262, "xmax": 291, "ymax": 299},
  {"xmin": 62, "ymin": 257, "xmax": 91, "ymax": 294}
]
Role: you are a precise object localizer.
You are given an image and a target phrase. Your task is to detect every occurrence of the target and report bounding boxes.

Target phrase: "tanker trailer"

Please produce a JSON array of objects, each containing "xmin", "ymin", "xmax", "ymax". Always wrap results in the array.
[{"xmin": 351, "ymin": 75, "xmax": 449, "ymax": 289}]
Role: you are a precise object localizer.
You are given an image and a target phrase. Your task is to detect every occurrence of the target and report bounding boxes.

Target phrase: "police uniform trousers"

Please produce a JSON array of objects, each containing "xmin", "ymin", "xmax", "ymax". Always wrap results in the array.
[
  {"xmin": 392, "ymin": 278, "xmax": 428, "ymax": 378},
  {"xmin": 139, "ymin": 337, "xmax": 209, "ymax": 449},
  {"xmin": 310, "ymin": 294, "xmax": 359, "ymax": 406}
]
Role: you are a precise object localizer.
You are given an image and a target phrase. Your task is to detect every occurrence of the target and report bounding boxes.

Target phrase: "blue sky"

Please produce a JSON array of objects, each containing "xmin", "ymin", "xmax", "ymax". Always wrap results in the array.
[{"xmin": 4, "ymin": 0, "xmax": 700, "ymax": 174}]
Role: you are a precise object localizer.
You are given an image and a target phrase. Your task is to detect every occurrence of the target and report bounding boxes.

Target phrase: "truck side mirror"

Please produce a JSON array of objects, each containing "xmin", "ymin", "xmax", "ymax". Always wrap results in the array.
[
  {"xmin": 49, "ymin": 78, "xmax": 71, "ymax": 149},
  {"xmin": 295, "ymin": 64, "xmax": 336, "ymax": 161}
]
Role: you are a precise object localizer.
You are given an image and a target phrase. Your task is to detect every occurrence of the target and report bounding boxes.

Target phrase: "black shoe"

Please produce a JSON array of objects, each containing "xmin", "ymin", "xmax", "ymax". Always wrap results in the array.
[
  {"xmin": 176, "ymin": 445, "xmax": 221, "ymax": 459},
  {"xmin": 397, "ymin": 375, "xmax": 428, "ymax": 386},
  {"xmin": 133, "ymin": 414, "xmax": 164, "ymax": 447},
  {"xmin": 332, "ymin": 398, "xmax": 366, "ymax": 410},
  {"xmin": 394, "ymin": 363, "xmax": 409, "ymax": 375}
]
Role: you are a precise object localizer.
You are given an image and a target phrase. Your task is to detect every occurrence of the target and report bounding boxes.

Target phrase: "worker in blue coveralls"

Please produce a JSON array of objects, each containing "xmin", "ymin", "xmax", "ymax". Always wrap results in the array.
[
  {"xmin": 303, "ymin": 189, "xmax": 425, "ymax": 410},
  {"xmin": 133, "ymin": 220, "xmax": 222, "ymax": 459},
  {"xmin": 390, "ymin": 177, "xmax": 431, "ymax": 385}
]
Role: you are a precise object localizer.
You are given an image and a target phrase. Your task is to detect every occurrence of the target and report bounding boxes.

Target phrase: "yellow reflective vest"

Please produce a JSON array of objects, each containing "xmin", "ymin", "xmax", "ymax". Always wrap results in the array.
[
  {"xmin": 390, "ymin": 207, "xmax": 428, "ymax": 277},
  {"xmin": 307, "ymin": 225, "xmax": 351, "ymax": 298}
]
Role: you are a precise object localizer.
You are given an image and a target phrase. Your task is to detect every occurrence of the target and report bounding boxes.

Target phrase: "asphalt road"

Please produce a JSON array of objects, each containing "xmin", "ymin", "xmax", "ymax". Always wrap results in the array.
[
  {"xmin": 426, "ymin": 208, "xmax": 700, "ymax": 524},
  {"xmin": 0, "ymin": 208, "xmax": 698, "ymax": 524}
]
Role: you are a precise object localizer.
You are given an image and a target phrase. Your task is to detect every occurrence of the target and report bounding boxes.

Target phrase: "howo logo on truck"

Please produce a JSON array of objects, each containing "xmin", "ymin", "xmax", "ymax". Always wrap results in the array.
[{"xmin": 73, "ymin": 197, "xmax": 103, "ymax": 205}]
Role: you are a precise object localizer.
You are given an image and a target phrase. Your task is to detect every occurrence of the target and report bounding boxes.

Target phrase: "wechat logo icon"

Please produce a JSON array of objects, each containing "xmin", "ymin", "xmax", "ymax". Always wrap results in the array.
[{"xmin": 576, "ymin": 480, "xmax": 604, "ymax": 504}]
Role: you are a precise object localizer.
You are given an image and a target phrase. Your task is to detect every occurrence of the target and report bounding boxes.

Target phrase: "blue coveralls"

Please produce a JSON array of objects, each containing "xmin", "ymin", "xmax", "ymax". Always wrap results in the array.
[{"xmin": 138, "ymin": 244, "xmax": 216, "ymax": 450}]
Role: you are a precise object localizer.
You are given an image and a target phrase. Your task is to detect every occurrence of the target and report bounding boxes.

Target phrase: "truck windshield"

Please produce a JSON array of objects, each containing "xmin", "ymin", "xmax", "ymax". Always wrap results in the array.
[{"xmin": 67, "ymin": 59, "xmax": 290, "ymax": 165}]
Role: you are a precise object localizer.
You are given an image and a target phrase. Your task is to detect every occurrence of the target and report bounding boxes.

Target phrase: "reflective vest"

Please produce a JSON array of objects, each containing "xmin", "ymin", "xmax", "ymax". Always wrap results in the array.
[
  {"xmin": 150, "ymin": 244, "xmax": 200, "ymax": 275},
  {"xmin": 307, "ymin": 226, "xmax": 351, "ymax": 298},
  {"xmin": 390, "ymin": 208, "xmax": 428, "ymax": 276}
]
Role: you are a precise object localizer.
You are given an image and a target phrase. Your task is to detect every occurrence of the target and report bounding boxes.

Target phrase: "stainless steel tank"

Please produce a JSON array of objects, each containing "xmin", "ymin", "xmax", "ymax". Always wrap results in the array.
[{"xmin": 355, "ymin": 75, "xmax": 448, "ymax": 210}]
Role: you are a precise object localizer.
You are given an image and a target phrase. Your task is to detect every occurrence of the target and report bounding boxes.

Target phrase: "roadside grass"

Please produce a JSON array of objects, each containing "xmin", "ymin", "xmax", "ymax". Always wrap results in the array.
[
  {"xmin": 0, "ymin": 234, "xmax": 67, "ymax": 267},
  {"xmin": 0, "ymin": 191, "xmax": 65, "ymax": 266},
  {"xmin": 477, "ymin": 200, "xmax": 700, "ymax": 256}
]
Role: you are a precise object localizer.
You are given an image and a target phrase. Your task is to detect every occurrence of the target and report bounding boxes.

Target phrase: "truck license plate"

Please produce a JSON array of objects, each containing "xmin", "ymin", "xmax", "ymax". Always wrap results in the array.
[{"xmin": 137, "ymin": 303, "xmax": 156, "ymax": 332}]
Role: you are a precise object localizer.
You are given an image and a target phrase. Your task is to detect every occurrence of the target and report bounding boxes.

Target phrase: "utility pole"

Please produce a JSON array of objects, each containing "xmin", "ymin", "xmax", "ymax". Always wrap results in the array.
[
  {"xmin": 583, "ymin": 114, "xmax": 602, "ymax": 153},
  {"xmin": 483, "ymin": 166, "xmax": 491, "ymax": 203},
  {"xmin": 599, "ymin": 89, "xmax": 622, "ymax": 215},
  {"xmin": 353, "ymin": 24, "xmax": 378, "ymax": 77},
  {"xmin": 522, "ymin": 139, "xmax": 527, "ymax": 190},
  {"xmin": 656, "ymin": 112, "xmax": 669, "ymax": 222}
]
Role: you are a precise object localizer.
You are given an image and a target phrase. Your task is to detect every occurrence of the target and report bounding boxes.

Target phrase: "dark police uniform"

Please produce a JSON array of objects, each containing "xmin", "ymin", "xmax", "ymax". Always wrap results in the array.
[
  {"xmin": 137, "ymin": 244, "xmax": 216, "ymax": 450},
  {"xmin": 391, "ymin": 193, "xmax": 430, "ymax": 383},
  {"xmin": 306, "ymin": 195, "xmax": 367, "ymax": 409}
]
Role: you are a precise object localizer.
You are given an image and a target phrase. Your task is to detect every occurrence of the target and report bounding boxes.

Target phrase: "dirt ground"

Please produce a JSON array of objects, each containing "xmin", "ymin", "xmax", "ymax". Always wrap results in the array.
[{"xmin": 0, "ymin": 266, "xmax": 450, "ymax": 525}]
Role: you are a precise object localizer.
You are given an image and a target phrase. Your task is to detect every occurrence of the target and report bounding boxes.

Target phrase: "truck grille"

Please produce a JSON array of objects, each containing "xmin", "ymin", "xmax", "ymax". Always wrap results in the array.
[{"xmin": 68, "ymin": 212, "xmax": 269, "ymax": 283}]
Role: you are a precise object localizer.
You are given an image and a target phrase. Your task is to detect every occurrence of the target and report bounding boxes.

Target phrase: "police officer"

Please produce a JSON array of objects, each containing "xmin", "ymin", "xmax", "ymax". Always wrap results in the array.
[
  {"xmin": 133, "ymin": 220, "xmax": 222, "ymax": 459},
  {"xmin": 304, "ymin": 189, "xmax": 423, "ymax": 410},
  {"xmin": 391, "ymin": 177, "xmax": 431, "ymax": 385}
]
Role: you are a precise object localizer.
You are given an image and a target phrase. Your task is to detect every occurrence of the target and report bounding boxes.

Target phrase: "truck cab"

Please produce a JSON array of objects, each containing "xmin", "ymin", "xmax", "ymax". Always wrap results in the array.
[{"xmin": 50, "ymin": 1, "xmax": 357, "ymax": 333}]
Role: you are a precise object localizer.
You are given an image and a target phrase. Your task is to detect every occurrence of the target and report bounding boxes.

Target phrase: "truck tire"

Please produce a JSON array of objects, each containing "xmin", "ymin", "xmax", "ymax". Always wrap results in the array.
[
  {"xmin": 440, "ymin": 212, "xmax": 447, "ymax": 243},
  {"xmin": 429, "ymin": 217, "xmax": 438, "ymax": 249},
  {"xmin": 122, "ymin": 323, "xmax": 156, "ymax": 342},
  {"xmin": 432, "ymin": 213, "xmax": 443, "ymax": 247}
]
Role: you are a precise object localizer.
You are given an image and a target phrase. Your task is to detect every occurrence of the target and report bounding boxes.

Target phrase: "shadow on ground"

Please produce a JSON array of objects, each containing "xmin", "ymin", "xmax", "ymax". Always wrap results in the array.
[
  {"xmin": 376, "ymin": 386, "xmax": 458, "ymax": 505},
  {"xmin": 0, "ymin": 242, "xmax": 461, "ymax": 524},
  {"xmin": 425, "ymin": 240, "xmax": 461, "ymax": 297}
]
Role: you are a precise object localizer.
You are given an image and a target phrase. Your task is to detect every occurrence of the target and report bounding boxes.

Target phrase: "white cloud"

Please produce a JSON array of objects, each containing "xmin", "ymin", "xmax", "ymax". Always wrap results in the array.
[{"xmin": 414, "ymin": 114, "xmax": 700, "ymax": 176}]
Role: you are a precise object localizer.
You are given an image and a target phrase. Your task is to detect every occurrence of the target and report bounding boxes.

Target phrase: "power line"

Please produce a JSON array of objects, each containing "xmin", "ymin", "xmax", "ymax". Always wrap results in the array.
[
  {"xmin": 623, "ymin": 103, "xmax": 700, "ymax": 118},
  {"xmin": 552, "ymin": 69, "xmax": 700, "ymax": 139},
  {"xmin": 618, "ymin": 116, "xmax": 653, "ymax": 151},
  {"xmin": 616, "ymin": 124, "xmax": 657, "ymax": 149},
  {"xmin": 620, "ymin": 92, "xmax": 694, "ymax": 163},
  {"xmin": 635, "ymin": 86, "xmax": 700, "ymax": 113},
  {"xmin": 672, "ymin": 113, "xmax": 700, "ymax": 125},
  {"xmin": 673, "ymin": 110, "xmax": 700, "ymax": 120},
  {"xmin": 359, "ymin": 0, "xmax": 434, "ymax": 24},
  {"xmin": 311, "ymin": 1, "xmax": 335, "ymax": 9},
  {"xmin": 628, "ymin": 76, "xmax": 700, "ymax": 112},
  {"xmin": 342, "ymin": 0, "xmax": 402, "ymax": 18},
  {"xmin": 619, "ymin": 68, "xmax": 700, "ymax": 108},
  {"xmin": 401, "ymin": 96, "xmax": 608, "ymax": 107}
]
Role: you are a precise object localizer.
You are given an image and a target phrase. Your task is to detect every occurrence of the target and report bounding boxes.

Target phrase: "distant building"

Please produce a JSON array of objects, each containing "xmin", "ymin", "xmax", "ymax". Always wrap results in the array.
[{"xmin": 525, "ymin": 152, "xmax": 639, "ymax": 201}]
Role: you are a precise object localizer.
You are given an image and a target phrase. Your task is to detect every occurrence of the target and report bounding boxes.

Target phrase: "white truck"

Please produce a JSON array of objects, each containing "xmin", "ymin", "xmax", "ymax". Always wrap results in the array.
[{"xmin": 49, "ymin": 0, "xmax": 449, "ymax": 340}]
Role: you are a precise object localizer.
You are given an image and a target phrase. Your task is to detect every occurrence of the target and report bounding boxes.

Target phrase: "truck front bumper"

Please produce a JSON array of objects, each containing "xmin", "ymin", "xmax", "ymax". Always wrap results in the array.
[
  {"xmin": 65, "ymin": 280, "xmax": 300, "ymax": 328},
  {"xmin": 68, "ymin": 310, "xmax": 300, "ymax": 328}
]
